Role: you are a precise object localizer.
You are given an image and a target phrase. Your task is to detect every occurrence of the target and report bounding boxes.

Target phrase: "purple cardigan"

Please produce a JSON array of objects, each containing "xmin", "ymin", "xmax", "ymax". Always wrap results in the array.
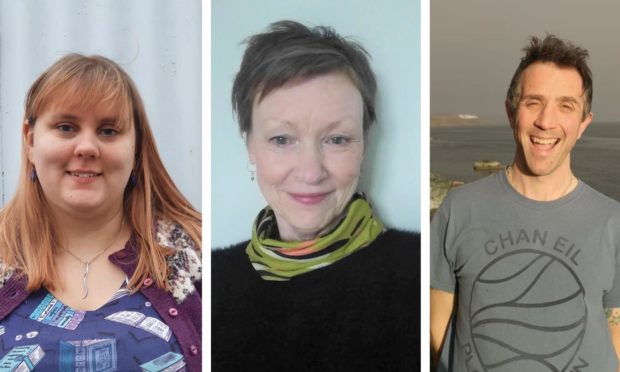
[{"xmin": 0, "ymin": 221, "xmax": 202, "ymax": 371}]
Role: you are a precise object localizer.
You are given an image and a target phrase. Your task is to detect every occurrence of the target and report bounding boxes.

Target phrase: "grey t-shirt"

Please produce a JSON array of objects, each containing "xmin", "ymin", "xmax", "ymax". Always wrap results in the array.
[{"xmin": 431, "ymin": 171, "xmax": 620, "ymax": 371}]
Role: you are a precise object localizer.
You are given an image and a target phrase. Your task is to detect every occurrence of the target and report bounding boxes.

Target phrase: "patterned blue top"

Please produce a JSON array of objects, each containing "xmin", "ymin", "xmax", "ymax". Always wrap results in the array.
[{"xmin": 0, "ymin": 283, "xmax": 186, "ymax": 371}]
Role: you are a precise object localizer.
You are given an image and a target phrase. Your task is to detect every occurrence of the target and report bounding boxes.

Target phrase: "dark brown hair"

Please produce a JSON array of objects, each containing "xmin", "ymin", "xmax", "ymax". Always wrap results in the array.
[{"xmin": 506, "ymin": 34, "xmax": 592, "ymax": 120}]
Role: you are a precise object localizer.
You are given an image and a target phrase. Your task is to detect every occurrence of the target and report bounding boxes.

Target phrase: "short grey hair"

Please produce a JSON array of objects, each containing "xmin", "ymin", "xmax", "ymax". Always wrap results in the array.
[{"xmin": 232, "ymin": 20, "xmax": 377, "ymax": 135}]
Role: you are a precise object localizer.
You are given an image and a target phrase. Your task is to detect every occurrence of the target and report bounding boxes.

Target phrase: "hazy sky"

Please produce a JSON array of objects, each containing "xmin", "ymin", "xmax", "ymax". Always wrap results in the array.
[{"xmin": 431, "ymin": 0, "xmax": 620, "ymax": 123}]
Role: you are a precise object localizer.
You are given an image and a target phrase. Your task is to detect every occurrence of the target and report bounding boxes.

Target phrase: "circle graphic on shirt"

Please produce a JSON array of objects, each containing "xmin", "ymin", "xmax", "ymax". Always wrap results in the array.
[{"xmin": 469, "ymin": 249, "xmax": 586, "ymax": 371}]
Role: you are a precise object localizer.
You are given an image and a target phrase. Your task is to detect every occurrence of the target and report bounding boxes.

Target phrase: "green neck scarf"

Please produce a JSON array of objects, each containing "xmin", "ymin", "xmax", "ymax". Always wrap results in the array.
[{"xmin": 246, "ymin": 193, "xmax": 385, "ymax": 281}]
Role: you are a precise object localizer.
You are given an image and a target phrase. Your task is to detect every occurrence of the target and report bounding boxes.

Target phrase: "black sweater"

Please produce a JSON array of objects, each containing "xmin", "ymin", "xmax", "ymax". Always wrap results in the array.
[{"xmin": 212, "ymin": 229, "xmax": 420, "ymax": 371}]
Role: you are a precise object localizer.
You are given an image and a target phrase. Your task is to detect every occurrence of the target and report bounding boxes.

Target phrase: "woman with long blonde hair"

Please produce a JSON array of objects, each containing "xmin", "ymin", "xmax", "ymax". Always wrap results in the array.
[{"xmin": 0, "ymin": 54, "xmax": 201, "ymax": 371}]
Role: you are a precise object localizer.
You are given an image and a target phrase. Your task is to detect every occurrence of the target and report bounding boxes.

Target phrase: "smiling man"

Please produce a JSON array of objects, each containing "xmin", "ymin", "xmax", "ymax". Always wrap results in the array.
[{"xmin": 431, "ymin": 35, "xmax": 620, "ymax": 371}]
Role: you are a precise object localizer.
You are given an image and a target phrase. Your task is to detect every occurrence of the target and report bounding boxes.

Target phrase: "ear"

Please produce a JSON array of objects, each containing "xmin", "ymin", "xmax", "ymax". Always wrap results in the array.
[
  {"xmin": 505, "ymin": 100, "xmax": 516, "ymax": 129},
  {"xmin": 577, "ymin": 111, "xmax": 593, "ymax": 139},
  {"xmin": 23, "ymin": 120, "xmax": 35, "ymax": 162}
]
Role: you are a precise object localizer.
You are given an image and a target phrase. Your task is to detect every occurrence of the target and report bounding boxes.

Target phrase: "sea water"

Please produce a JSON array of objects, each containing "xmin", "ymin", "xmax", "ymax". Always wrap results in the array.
[{"xmin": 431, "ymin": 122, "xmax": 620, "ymax": 202}]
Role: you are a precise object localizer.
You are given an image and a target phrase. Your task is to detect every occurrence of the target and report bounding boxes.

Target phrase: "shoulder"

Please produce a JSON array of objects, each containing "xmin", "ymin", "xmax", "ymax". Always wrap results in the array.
[
  {"xmin": 211, "ymin": 241, "xmax": 259, "ymax": 315},
  {"xmin": 211, "ymin": 241, "xmax": 254, "ymax": 283},
  {"xmin": 435, "ymin": 173, "xmax": 506, "ymax": 222},
  {"xmin": 366, "ymin": 229, "xmax": 420, "ymax": 274},
  {"xmin": 578, "ymin": 181, "xmax": 620, "ymax": 211},
  {"xmin": 373, "ymin": 229, "xmax": 420, "ymax": 253},
  {"xmin": 317, "ymin": 228, "xmax": 420, "ymax": 285},
  {"xmin": 212, "ymin": 240, "xmax": 248, "ymax": 262},
  {"xmin": 571, "ymin": 182, "xmax": 620, "ymax": 231},
  {"xmin": 379, "ymin": 228, "xmax": 420, "ymax": 241},
  {"xmin": 156, "ymin": 219, "xmax": 200, "ymax": 253},
  {"xmin": 0, "ymin": 247, "xmax": 16, "ymax": 289},
  {"xmin": 155, "ymin": 219, "xmax": 202, "ymax": 302},
  {"xmin": 442, "ymin": 173, "xmax": 501, "ymax": 206},
  {"xmin": 0, "ymin": 261, "xmax": 15, "ymax": 290}
]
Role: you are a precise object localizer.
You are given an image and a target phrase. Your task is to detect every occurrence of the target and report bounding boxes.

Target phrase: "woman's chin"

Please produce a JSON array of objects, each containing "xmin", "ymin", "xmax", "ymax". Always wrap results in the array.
[{"xmin": 53, "ymin": 194, "xmax": 113, "ymax": 215}]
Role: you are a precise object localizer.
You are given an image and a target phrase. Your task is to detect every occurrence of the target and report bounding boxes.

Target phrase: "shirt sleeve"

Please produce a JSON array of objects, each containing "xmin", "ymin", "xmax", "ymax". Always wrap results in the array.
[
  {"xmin": 603, "ymin": 219, "xmax": 620, "ymax": 308},
  {"xmin": 430, "ymin": 199, "xmax": 456, "ymax": 293}
]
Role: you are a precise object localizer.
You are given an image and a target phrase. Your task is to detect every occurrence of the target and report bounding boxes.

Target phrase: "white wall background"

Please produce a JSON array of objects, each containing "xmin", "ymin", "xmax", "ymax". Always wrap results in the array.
[
  {"xmin": 212, "ymin": 0, "xmax": 421, "ymax": 247},
  {"xmin": 0, "ymin": 0, "xmax": 201, "ymax": 210}
]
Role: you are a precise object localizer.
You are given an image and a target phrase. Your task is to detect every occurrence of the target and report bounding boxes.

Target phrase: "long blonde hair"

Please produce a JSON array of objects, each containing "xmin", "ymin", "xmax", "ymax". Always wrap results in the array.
[{"xmin": 0, "ymin": 54, "xmax": 201, "ymax": 292}]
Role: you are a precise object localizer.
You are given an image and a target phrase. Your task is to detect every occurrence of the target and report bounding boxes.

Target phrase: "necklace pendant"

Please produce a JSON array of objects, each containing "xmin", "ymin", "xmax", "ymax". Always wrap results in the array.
[
  {"xmin": 63, "ymin": 218, "xmax": 124, "ymax": 301},
  {"xmin": 82, "ymin": 262, "xmax": 90, "ymax": 299}
]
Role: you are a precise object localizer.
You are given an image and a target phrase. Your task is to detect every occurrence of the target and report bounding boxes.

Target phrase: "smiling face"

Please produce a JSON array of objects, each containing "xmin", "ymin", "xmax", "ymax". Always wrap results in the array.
[
  {"xmin": 247, "ymin": 72, "xmax": 364, "ymax": 241},
  {"xmin": 25, "ymin": 94, "xmax": 135, "ymax": 219},
  {"xmin": 510, "ymin": 62, "xmax": 592, "ymax": 178}
]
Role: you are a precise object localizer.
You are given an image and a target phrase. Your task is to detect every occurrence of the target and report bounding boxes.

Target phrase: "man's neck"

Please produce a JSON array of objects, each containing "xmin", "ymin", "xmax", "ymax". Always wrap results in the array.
[{"xmin": 507, "ymin": 162, "xmax": 577, "ymax": 202}]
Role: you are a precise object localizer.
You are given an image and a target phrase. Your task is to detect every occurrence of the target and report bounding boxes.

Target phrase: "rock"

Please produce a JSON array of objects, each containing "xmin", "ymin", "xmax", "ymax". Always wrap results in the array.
[{"xmin": 473, "ymin": 160, "xmax": 504, "ymax": 171}]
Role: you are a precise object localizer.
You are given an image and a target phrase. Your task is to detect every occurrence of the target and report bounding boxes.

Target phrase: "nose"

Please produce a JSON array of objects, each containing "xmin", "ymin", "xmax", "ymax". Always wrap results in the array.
[
  {"xmin": 295, "ymin": 143, "xmax": 327, "ymax": 184},
  {"xmin": 534, "ymin": 103, "xmax": 557, "ymax": 130},
  {"xmin": 73, "ymin": 131, "xmax": 100, "ymax": 158}
]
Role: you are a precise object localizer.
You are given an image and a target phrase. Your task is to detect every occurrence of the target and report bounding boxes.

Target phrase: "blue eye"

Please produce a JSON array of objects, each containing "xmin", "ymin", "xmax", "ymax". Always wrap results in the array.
[
  {"xmin": 327, "ymin": 136, "xmax": 351, "ymax": 145},
  {"xmin": 57, "ymin": 123, "xmax": 74, "ymax": 133},
  {"xmin": 270, "ymin": 136, "xmax": 292, "ymax": 145},
  {"xmin": 100, "ymin": 128, "xmax": 119, "ymax": 137}
]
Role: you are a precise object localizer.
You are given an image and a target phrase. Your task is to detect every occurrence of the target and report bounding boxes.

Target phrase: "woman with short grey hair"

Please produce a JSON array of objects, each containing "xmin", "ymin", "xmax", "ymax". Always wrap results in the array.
[{"xmin": 212, "ymin": 20, "xmax": 420, "ymax": 371}]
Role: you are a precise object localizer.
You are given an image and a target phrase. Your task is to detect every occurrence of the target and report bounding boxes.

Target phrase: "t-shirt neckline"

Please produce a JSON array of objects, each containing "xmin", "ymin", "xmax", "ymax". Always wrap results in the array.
[{"xmin": 498, "ymin": 169, "xmax": 585, "ymax": 210}]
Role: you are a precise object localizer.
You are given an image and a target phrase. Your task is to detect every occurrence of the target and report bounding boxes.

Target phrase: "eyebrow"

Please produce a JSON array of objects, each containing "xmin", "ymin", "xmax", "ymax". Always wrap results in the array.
[
  {"xmin": 264, "ymin": 118, "xmax": 295, "ymax": 128},
  {"xmin": 325, "ymin": 118, "xmax": 358, "ymax": 131},
  {"xmin": 266, "ymin": 116, "xmax": 356, "ymax": 127},
  {"xmin": 50, "ymin": 113, "xmax": 119, "ymax": 125},
  {"xmin": 557, "ymin": 96, "xmax": 580, "ymax": 105},
  {"xmin": 521, "ymin": 94, "xmax": 581, "ymax": 105},
  {"xmin": 50, "ymin": 113, "xmax": 80, "ymax": 121}
]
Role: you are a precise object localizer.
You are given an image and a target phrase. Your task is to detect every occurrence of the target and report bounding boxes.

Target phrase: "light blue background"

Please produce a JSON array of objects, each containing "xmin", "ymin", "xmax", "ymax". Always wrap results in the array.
[{"xmin": 212, "ymin": 0, "xmax": 420, "ymax": 248}]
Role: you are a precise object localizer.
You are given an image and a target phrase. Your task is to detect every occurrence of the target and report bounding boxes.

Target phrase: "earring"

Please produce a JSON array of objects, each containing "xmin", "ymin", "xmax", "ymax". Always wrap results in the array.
[
  {"xmin": 247, "ymin": 162, "xmax": 256, "ymax": 182},
  {"xmin": 30, "ymin": 169, "xmax": 37, "ymax": 182}
]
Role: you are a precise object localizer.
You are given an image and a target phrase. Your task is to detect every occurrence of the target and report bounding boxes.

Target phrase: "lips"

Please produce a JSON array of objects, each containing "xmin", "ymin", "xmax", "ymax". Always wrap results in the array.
[{"xmin": 288, "ymin": 192, "xmax": 333, "ymax": 205}]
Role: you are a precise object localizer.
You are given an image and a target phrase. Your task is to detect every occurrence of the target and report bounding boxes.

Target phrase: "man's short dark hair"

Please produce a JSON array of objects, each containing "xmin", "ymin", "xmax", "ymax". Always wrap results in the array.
[
  {"xmin": 232, "ymin": 20, "xmax": 377, "ymax": 135},
  {"xmin": 506, "ymin": 34, "xmax": 592, "ymax": 120}
]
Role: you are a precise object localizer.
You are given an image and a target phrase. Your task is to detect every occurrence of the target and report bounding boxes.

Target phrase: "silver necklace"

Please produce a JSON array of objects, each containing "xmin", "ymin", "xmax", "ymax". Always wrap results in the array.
[
  {"xmin": 63, "ymin": 219, "xmax": 125, "ymax": 299},
  {"xmin": 506, "ymin": 165, "xmax": 575, "ymax": 199}
]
